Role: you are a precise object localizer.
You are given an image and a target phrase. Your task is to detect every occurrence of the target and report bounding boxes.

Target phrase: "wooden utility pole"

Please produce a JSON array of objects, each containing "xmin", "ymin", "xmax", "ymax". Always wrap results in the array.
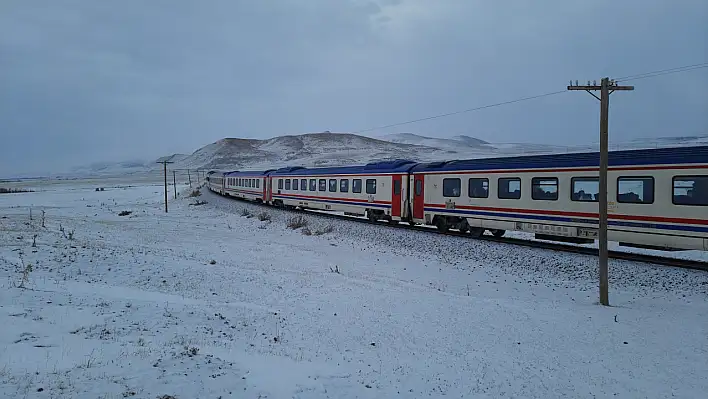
[
  {"xmin": 187, "ymin": 169, "xmax": 192, "ymax": 188},
  {"xmin": 156, "ymin": 160, "xmax": 174, "ymax": 212},
  {"xmin": 568, "ymin": 77, "xmax": 633, "ymax": 306},
  {"xmin": 173, "ymin": 170, "xmax": 177, "ymax": 199}
]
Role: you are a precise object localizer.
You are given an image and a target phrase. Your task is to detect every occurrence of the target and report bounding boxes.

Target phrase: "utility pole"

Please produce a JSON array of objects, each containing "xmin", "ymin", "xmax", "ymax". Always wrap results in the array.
[
  {"xmin": 187, "ymin": 169, "xmax": 192, "ymax": 188},
  {"xmin": 156, "ymin": 160, "xmax": 174, "ymax": 212},
  {"xmin": 568, "ymin": 77, "xmax": 633, "ymax": 306},
  {"xmin": 173, "ymin": 170, "xmax": 177, "ymax": 199}
]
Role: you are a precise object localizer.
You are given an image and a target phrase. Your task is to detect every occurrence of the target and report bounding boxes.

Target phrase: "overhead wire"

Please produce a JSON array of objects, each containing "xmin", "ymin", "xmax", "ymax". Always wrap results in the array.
[
  {"xmin": 353, "ymin": 90, "xmax": 568, "ymax": 134},
  {"xmin": 615, "ymin": 62, "xmax": 708, "ymax": 82},
  {"xmin": 352, "ymin": 61, "xmax": 708, "ymax": 134}
]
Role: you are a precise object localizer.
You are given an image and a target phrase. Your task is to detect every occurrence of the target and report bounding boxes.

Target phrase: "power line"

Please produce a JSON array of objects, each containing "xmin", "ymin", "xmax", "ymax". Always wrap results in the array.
[
  {"xmin": 353, "ymin": 62, "xmax": 707, "ymax": 134},
  {"xmin": 615, "ymin": 62, "xmax": 708, "ymax": 82},
  {"xmin": 353, "ymin": 90, "xmax": 568, "ymax": 134}
]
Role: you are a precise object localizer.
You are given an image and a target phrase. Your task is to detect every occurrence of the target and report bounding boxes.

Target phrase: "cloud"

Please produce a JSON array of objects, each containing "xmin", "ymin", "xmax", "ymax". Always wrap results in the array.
[{"xmin": 0, "ymin": 0, "xmax": 706, "ymax": 175}]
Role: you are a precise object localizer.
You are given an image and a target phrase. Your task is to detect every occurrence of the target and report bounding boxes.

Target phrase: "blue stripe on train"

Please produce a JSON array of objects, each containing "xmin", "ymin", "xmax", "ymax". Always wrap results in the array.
[
  {"xmin": 424, "ymin": 207, "xmax": 708, "ymax": 234},
  {"xmin": 273, "ymin": 195, "xmax": 391, "ymax": 209}
]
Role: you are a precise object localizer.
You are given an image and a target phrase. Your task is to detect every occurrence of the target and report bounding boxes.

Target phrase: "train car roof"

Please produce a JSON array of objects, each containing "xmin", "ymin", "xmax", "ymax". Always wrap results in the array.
[
  {"xmin": 269, "ymin": 159, "xmax": 418, "ymax": 176},
  {"xmin": 410, "ymin": 145, "xmax": 708, "ymax": 173},
  {"xmin": 224, "ymin": 169, "xmax": 276, "ymax": 177}
]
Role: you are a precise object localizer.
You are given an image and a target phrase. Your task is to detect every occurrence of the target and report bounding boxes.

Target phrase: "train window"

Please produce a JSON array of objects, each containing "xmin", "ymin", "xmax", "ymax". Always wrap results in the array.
[
  {"xmin": 393, "ymin": 179, "xmax": 401, "ymax": 195},
  {"xmin": 366, "ymin": 179, "xmax": 377, "ymax": 194},
  {"xmin": 319, "ymin": 179, "xmax": 327, "ymax": 191},
  {"xmin": 292, "ymin": 179, "xmax": 298, "ymax": 190},
  {"xmin": 301, "ymin": 179, "xmax": 307, "ymax": 191},
  {"xmin": 617, "ymin": 177, "xmax": 654, "ymax": 204},
  {"xmin": 329, "ymin": 179, "xmax": 337, "ymax": 192},
  {"xmin": 247, "ymin": 179, "xmax": 251, "ymax": 188},
  {"xmin": 498, "ymin": 178, "xmax": 521, "ymax": 199},
  {"xmin": 252, "ymin": 179, "xmax": 255, "ymax": 187},
  {"xmin": 309, "ymin": 179, "xmax": 317, "ymax": 191},
  {"xmin": 468, "ymin": 178, "xmax": 488, "ymax": 198},
  {"xmin": 443, "ymin": 178, "xmax": 461, "ymax": 197},
  {"xmin": 531, "ymin": 177, "xmax": 558, "ymax": 201},
  {"xmin": 340, "ymin": 179, "xmax": 349, "ymax": 193},
  {"xmin": 278, "ymin": 179, "xmax": 283, "ymax": 190},
  {"xmin": 256, "ymin": 179, "xmax": 259, "ymax": 189},
  {"xmin": 285, "ymin": 179, "xmax": 291, "ymax": 190},
  {"xmin": 673, "ymin": 176, "xmax": 708, "ymax": 206},
  {"xmin": 571, "ymin": 178, "xmax": 598, "ymax": 201},
  {"xmin": 353, "ymin": 179, "xmax": 362, "ymax": 193}
]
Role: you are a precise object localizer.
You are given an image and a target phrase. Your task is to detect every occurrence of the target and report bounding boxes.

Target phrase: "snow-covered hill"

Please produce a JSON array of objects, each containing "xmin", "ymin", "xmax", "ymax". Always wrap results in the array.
[
  {"xmin": 376, "ymin": 133, "xmax": 493, "ymax": 152},
  {"xmin": 169, "ymin": 132, "xmax": 452, "ymax": 171}
]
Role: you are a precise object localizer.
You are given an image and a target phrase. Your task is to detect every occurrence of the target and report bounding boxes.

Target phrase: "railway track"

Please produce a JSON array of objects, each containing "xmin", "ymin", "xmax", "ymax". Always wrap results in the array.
[{"xmin": 210, "ymin": 189, "xmax": 708, "ymax": 272}]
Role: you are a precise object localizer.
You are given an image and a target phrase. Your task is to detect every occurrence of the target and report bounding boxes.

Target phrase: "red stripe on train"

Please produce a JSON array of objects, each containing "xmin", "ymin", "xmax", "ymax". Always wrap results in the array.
[
  {"xmin": 277, "ymin": 193, "xmax": 390, "ymax": 204},
  {"xmin": 425, "ymin": 203, "xmax": 708, "ymax": 226}
]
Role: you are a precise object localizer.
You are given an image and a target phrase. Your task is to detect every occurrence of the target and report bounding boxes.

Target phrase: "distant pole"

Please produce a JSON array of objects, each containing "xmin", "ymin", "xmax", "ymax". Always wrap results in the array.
[
  {"xmin": 568, "ymin": 77, "xmax": 634, "ymax": 306},
  {"xmin": 196, "ymin": 170, "xmax": 200, "ymax": 186},
  {"xmin": 187, "ymin": 169, "xmax": 192, "ymax": 187},
  {"xmin": 173, "ymin": 170, "xmax": 177, "ymax": 199},
  {"xmin": 156, "ymin": 160, "xmax": 174, "ymax": 212}
]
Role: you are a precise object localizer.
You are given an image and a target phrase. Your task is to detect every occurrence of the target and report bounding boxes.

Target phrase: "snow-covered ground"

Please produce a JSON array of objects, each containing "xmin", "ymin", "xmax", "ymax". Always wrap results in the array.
[{"xmin": 1, "ymin": 182, "xmax": 707, "ymax": 398}]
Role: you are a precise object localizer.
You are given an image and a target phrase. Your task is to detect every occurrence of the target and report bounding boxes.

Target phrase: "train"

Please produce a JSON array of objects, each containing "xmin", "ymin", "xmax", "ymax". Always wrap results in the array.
[{"xmin": 206, "ymin": 145, "xmax": 708, "ymax": 252}]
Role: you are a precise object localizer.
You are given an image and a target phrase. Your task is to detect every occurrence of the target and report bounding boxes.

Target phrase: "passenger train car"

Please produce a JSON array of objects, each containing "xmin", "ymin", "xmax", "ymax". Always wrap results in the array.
[
  {"xmin": 206, "ymin": 146, "xmax": 708, "ymax": 251},
  {"xmin": 222, "ymin": 170, "xmax": 274, "ymax": 202},
  {"xmin": 268, "ymin": 161, "xmax": 417, "ymax": 222}
]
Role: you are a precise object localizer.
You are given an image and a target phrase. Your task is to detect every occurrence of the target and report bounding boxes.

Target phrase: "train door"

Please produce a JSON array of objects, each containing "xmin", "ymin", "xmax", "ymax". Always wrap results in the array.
[
  {"xmin": 262, "ymin": 177, "xmax": 267, "ymax": 201},
  {"xmin": 391, "ymin": 175, "xmax": 402, "ymax": 218},
  {"xmin": 267, "ymin": 177, "xmax": 273, "ymax": 203},
  {"xmin": 413, "ymin": 174, "xmax": 425, "ymax": 219}
]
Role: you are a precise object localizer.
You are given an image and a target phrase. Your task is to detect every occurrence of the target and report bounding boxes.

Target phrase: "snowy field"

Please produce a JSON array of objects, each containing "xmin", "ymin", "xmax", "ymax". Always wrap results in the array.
[{"xmin": 1, "ymin": 181, "xmax": 707, "ymax": 398}]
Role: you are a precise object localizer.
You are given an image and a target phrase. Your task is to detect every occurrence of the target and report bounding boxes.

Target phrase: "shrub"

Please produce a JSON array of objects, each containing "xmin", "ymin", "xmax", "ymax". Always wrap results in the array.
[
  {"xmin": 313, "ymin": 224, "xmax": 334, "ymax": 236},
  {"xmin": 188, "ymin": 189, "xmax": 201, "ymax": 198},
  {"xmin": 287, "ymin": 216, "xmax": 308, "ymax": 230},
  {"xmin": 257, "ymin": 212, "xmax": 271, "ymax": 222}
]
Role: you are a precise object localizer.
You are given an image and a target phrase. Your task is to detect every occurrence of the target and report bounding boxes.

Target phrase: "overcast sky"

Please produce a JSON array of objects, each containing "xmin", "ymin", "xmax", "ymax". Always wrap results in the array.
[{"xmin": 1, "ymin": 0, "xmax": 706, "ymax": 175}]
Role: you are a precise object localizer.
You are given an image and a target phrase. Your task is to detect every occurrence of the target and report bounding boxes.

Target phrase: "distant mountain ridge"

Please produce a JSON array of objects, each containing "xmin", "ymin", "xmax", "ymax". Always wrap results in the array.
[{"xmin": 65, "ymin": 132, "xmax": 708, "ymax": 178}]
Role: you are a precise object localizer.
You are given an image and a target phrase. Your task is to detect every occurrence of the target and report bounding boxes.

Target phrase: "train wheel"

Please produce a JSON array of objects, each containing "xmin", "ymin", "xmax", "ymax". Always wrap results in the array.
[
  {"xmin": 469, "ymin": 227, "xmax": 484, "ymax": 238},
  {"xmin": 435, "ymin": 218, "xmax": 449, "ymax": 232},
  {"xmin": 490, "ymin": 229, "xmax": 506, "ymax": 237}
]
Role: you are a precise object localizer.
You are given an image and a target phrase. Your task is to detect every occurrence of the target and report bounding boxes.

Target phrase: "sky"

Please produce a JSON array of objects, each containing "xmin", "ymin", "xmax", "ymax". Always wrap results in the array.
[{"xmin": 1, "ymin": 0, "xmax": 707, "ymax": 175}]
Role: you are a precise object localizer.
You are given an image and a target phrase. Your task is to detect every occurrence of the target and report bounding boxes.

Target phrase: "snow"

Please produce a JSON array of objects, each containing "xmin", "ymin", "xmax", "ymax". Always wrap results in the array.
[{"xmin": 1, "ymin": 182, "xmax": 708, "ymax": 398}]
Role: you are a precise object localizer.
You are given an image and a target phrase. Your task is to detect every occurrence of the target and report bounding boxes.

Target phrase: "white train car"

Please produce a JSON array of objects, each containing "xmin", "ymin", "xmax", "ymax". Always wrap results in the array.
[
  {"xmin": 223, "ymin": 170, "xmax": 274, "ymax": 202},
  {"xmin": 410, "ymin": 146, "xmax": 708, "ymax": 251},
  {"xmin": 206, "ymin": 171, "xmax": 225, "ymax": 195},
  {"xmin": 268, "ymin": 160, "xmax": 417, "ymax": 222}
]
